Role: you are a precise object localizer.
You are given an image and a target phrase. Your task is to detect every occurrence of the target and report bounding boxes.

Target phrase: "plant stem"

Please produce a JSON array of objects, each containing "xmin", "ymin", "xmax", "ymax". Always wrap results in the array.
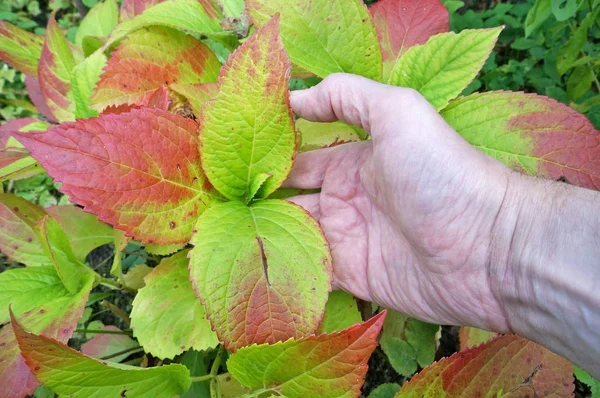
[
  {"xmin": 101, "ymin": 300, "xmax": 132, "ymax": 327},
  {"xmin": 100, "ymin": 346, "xmax": 144, "ymax": 361},
  {"xmin": 210, "ymin": 345, "xmax": 225, "ymax": 376},
  {"xmin": 190, "ymin": 374, "xmax": 214, "ymax": 383},
  {"xmin": 74, "ymin": 329, "xmax": 133, "ymax": 336}
]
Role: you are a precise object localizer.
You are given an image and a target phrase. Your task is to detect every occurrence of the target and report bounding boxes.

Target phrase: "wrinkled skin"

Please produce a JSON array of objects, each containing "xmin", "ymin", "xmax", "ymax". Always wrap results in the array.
[{"xmin": 286, "ymin": 73, "xmax": 514, "ymax": 332}]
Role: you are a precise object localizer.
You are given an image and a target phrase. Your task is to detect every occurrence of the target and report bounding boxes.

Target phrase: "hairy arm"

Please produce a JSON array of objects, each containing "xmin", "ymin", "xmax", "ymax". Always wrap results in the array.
[{"xmin": 491, "ymin": 173, "xmax": 600, "ymax": 377}]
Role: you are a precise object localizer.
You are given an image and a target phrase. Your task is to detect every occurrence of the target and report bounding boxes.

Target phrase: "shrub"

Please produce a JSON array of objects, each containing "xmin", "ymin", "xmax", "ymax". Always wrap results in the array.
[{"xmin": 0, "ymin": 0, "xmax": 598, "ymax": 397}]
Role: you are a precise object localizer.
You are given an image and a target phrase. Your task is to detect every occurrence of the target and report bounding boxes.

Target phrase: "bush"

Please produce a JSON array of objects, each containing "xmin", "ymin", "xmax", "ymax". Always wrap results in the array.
[{"xmin": 0, "ymin": 0, "xmax": 598, "ymax": 397}]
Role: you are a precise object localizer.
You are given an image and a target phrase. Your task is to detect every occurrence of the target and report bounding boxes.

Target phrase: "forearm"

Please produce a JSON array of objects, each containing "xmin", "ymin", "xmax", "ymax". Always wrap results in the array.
[{"xmin": 491, "ymin": 172, "xmax": 600, "ymax": 378}]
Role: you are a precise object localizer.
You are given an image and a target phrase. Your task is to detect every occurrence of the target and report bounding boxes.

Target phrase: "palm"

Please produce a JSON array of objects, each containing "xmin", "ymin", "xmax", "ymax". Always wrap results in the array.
[{"xmin": 287, "ymin": 75, "xmax": 511, "ymax": 328}]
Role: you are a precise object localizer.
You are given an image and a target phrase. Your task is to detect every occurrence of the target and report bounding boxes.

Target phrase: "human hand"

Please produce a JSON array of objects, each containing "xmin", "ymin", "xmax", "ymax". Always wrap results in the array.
[{"xmin": 286, "ymin": 74, "xmax": 513, "ymax": 332}]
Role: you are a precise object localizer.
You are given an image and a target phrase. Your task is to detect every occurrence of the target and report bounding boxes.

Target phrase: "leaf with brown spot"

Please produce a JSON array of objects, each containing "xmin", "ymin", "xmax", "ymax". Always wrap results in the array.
[
  {"xmin": 396, "ymin": 334, "xmax": 574, "ymax": 397},
  {"xmin": 17, "ymin": 108, "xmax": 220, "ymax": 244},
  {"xmin": 91, "ymin": 26, "xmax": 220, "ymax": 112},
  {"xmin": 189, "ymin": 199, "xmax": 332, "ymax": 351},
  {"xmin": 11, "ymin": 307, "xmax": 191, "ymax": 397},
  {"xmin": 227, "ymin": 311, "xmax": 386, "ymax": 397},
  {"xmin": 0, "ymin": 273, "xmax": 93, "ymax": 398}
]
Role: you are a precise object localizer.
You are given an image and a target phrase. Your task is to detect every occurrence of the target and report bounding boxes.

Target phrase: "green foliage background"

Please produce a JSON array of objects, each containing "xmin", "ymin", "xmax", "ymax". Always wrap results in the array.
[{"xmin": 0, "ymin": 0, "xmax": 599, "ymax": 396}]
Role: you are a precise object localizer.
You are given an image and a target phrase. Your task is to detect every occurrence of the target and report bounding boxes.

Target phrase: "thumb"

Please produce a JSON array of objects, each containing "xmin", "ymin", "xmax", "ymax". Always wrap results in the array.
[{"xmin": 289, "ymin": 73, "xmax": 418, "ymax": 137}]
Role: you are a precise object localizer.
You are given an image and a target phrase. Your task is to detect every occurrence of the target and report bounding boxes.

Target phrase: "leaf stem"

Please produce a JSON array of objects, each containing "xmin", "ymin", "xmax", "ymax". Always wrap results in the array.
[
  {"xmin": 100, "ymin": 346, "xmax": 144, "ymax": 361},
  {"xmin": 190, "ymin": 374, "xmax": 214, "ymax": 383},
  {"xmin": 74, "ymin": 329, "xmax": 133, "ymax": 336},
  {"xmin": 210, "ymin": 345, "xmax": 225, "ymax": 376}
]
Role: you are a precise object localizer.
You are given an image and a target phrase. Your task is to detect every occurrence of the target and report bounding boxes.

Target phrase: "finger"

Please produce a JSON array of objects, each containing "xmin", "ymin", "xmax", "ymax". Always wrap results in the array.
[
  {"xmin": 289, "ymin": 73, "xmax": 412, "ymax": 137},
  {"xmin": 287, "ymin": 193, "xmax": 320, "ymax": 222}
]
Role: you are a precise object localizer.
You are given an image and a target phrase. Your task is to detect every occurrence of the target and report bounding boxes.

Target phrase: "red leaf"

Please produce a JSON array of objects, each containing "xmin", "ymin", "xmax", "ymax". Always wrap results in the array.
[
  {"xmin": 37, "ymin": 15, "xmax": 76, "ymax": 122},
  {"xmin": 228, "ymin": 311, "xmax": 387, "ymax": 398},
  {"xmin": 398, "ymin": 334, "xmax": 574, "ymax": 397},
  {"xmin": 100, "ymin": 86, "xmax": 171, "ymax": 115},
  {"xmin": 442, "ymin": 91, "xmax": 600, "ymax": 190},
  {"xmin": 1, "ymin": 280, "xmax": 92, "ymax": 398},
  {"xmin": 91, "ymin": 26, "xmax": 219, "ymax": 112},
  {"xmin": 16, "ymin": 108, "xmax": 218, "ymax": 244},
  {"xmin": 0, "ymin": 22, "xmax": 44, "ymax": 76},
  {"xmin": 25, "ymin": 76, "xmax": 56, "ymax": 123},
  {"xmin": 0, "ymin": 118, "xmax": 41, "ymax": 147},
  {"xmin": 370, "ymin": 0, "xmax": 449, "ymax": 79}
]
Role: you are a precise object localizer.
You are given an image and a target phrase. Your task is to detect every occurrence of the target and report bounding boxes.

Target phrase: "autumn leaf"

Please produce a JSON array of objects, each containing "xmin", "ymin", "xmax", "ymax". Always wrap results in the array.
[
  {"xmin": 458, "ymin": 326, "xmax": 497, "ymax": 350},
  {"xmin": 441, "ymin": 91, "xmax": 600, "ymax": 190},
  {"xmin": 0, "ymin": 22, "xmax": 44, "ymax": 76},
  {"xmin": 0, "ymin": 193, "xmax": 49, "ymax": 267},
  {"xmin": 80, "ymin": 326, "xmax": 139, "ymax": 363},
  {"xmin": 38, "ymin": 15, "xmax": 77, "ymax": 122},
  {"xmin": 17, "ymin": 108, "xmax": 219, "ymax": 244},
  {"xmin": 189, "ymin": 200, "xmax": 332, "ymax": 351},
  {"xmin": 370, "ymin": 0, "xmax": 449, "ymax": 80},
  {"xmin": 227, "ymin": 311, "xmax": 386, "ymax": 398},
  {"xmin": 396, "ymin": 334, "xmax": 574, "ymax": 397},
  {"xmin": 11, "ymin": 309, "xmax": 191, "ymax": 398},
  {"xmin": 199, "ymin": 16, "xmax": 295, "ymax": 201},
  {"xmin": 91, "ymin": 26, "xmax": 220, "ymax": 112},
  {"xmin": 0, "ymin": 273, "xmax": 93, "ymax": 398}
]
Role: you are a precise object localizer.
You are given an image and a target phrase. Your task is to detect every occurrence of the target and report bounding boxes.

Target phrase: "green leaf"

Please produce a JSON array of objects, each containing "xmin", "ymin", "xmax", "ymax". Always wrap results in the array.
[
  {"xmin": 247, "ymin": 0, "xmax": 382, "ymax": 80},
  {"xmin": 34, "ymin": 216, "xmax": 91, "ymax": 294},
  {"xmin": 180, "ymin": 350, "xmax": 211, "ymax": 398},
  {"xmin": 574, "ymin": 366, "xmax": 600, "ymax": 397},
  {"xmin": 227, "ymin": 312, "xmax": 386, "ymax": 397},
  {"xmin": 525, "ymin": 0, "xmax": 552, "ymax": 37},
  {"xmin": 12, "ymin": 312, "xmax": 192, "ymax": 398},
  {"xmin": 0, "ymin": 192, "xmax": 49, "ymax": 267},
  {"xmin": 442, "ymin": 0, "xmax": 465, "ymax": 13},
  {"xmin": 458, "ymin": 326, "xmax": 497, "ymax": 350},
  {"xmin": 567, "ymin": 65, "xmax": 594, "ymax": 101},
  {"xmin": 297, "ymin": 119, "xmax": 362, "ymax": 152},
  {"xmin": 388, "ymin": 28, "xmax": 502, "ymax": 111},
  {"xmin": 169, "ymin": 82, "xmax": 218, "ymax": 118},
  {"xmin": 189, "ymin": 199, "xmax": 332, "ymax": 351},
  {"xmin": 318, "ymin": 290, "xmax": 362, "ymax": 333},
  {"xmin": 551, "ymin": 0, "xmax": 584, "ymax": 21},
  {"xmin": 45, "ymin": 205, "xmax": 113, "ymax": 263},
  {"xmin": 556, "ymin": 8, "xmax": 600, "ymax": 76},
  {"xmin": 200, "ymin": 17, "xmax": 295, "ymax": 201},
  {"xmin": 0, "ymin": 266, "xmax": 68, "ymax": 324},
  {"xmin": 379, "ymin": 310, "xmax": 439, "ymax": 376},
  {"xmin": 0, "ymin": 21, "xmax": 44, "ymax": 76},
  {"xmin": 71, "ymin": 50, "xmax": 107, "ymax": 118},
  {"xmin": 74, "ymin": 0, "xmax": 118, "ymax": 47},
  {"xmin": 441, "ymin": 91, "xmax": 600, "ymax": 190},
  {"xmin": 105, "ymin": 0, "xmax": 225, "ymax": 49},
  {"xmin": 130, "ymin": 250, "xmax": 218, "ymax": 360},
  {"xmin": 0, "ymin": 273, "xmax": 94, "ymax": 398},
  {"xmin": 368, "ymin": 383, "xmax": 401, "ymax": 398},
  {"xmin": 144, "ymin": 243, "xmax": 185, "ymax": 256}
]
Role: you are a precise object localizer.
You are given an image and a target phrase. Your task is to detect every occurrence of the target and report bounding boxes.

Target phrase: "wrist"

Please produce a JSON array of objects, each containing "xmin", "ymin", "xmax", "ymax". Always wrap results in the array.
[{"xmin": 487, "ymin": 171, "xmax": 600, "ymax": 374}]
